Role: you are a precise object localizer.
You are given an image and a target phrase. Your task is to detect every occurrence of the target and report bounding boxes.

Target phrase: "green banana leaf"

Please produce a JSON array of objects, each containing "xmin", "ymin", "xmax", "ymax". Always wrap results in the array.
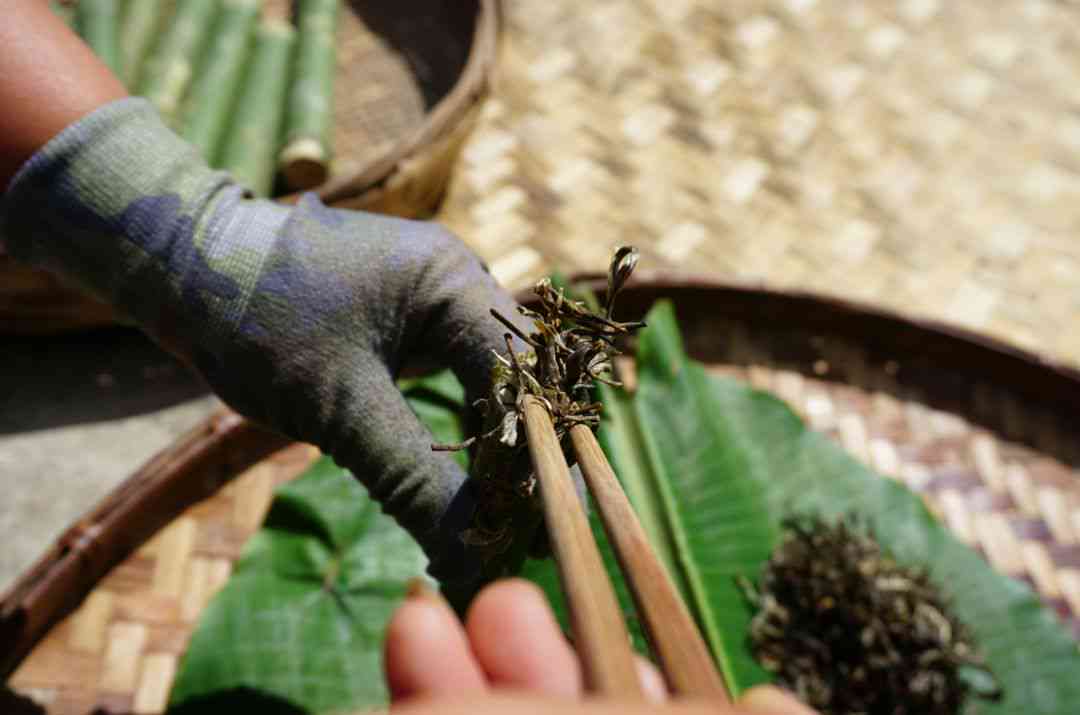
[{"xmin": 167, "ymin": 379, "xmax": 463, "ymax": 714}]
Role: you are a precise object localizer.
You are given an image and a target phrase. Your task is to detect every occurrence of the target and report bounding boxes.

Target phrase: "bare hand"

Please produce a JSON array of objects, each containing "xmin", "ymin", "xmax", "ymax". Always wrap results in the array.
[{"xmin": 383, "ymin": 578, "xmax": 817, "ymax": 714}]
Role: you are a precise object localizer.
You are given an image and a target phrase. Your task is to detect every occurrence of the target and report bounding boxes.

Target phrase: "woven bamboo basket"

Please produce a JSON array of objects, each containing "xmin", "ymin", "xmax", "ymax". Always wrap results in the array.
[
  {"xmin": 0, "ymin": 0, "xmax": 499, "ymax": 335},
  {"xmin": 3, "ymin": 277, "xmax": 1079, "ymax": 714}
]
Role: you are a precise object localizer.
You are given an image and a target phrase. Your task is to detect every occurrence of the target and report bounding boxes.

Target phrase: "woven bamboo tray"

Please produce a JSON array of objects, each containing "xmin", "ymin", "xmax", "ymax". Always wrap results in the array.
[
  {"xmin": 3, "ymin": 277, "xmax": 1080, "ymax": 714},
  {"xmin": 0, "ymin": 0, "xmax": 498, "ymax": 335}
]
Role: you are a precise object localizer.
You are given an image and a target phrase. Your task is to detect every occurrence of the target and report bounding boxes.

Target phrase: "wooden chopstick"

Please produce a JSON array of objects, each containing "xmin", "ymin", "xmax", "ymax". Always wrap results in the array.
[
  {"xmin": 570, "ymin": 425, "xmax": 730, "ymax": 700},
  {"xmin": 520, "ymin": 395, "xmax": 644, "ymax": 698}
]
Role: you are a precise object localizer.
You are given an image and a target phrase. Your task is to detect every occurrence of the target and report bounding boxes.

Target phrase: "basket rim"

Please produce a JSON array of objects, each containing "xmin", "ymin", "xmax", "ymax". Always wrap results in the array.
[
  {"xmin": 4, "ymin": 271, "xmax": 1080, "ymax": 679},
  {"xmin": 571, "ymin": 270, "xmax": 1080, "ymax": 409},
  {"xmin": 308, "ymin": 0, "xmax": 499, "ymax": 205}
]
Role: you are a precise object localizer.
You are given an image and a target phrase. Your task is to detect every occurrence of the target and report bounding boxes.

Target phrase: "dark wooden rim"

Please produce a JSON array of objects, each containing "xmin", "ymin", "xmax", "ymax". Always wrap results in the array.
[
  {"xmin": 573, "ymin": 272, "xmax": 1080, "ymax": 415},
  {"xmin": 4, "ymin": 274, "xmax": 1080, "ymax": 678}
]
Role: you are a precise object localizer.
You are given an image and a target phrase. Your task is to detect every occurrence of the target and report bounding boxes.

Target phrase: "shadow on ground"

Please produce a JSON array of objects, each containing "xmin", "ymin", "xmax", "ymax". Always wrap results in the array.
[{"xmin": 0, "ymin": 327, "xmax": 209, "ymax": 435}]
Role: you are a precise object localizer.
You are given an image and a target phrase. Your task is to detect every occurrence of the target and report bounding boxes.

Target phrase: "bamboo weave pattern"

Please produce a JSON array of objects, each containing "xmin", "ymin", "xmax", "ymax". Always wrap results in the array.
[{"xmin": 441, "ymin": 0, "xmax": 1080, "ymax": 366}]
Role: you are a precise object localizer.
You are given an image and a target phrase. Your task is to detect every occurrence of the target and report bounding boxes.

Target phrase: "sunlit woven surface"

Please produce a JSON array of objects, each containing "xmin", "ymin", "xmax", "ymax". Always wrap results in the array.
[{"xmin": 441, "ymin": 0, "xmax": 1080, "ymax": 365}]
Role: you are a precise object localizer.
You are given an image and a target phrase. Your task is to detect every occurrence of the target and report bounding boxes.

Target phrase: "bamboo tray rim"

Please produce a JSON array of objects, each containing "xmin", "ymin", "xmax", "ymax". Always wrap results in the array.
[
  {"xmin": 576, "ymin": 270, "xmax": 1080, "ymax": 407},
  {"xmin": 4, "ymin": 272, "xmax": 1080, "ymax": 679}
]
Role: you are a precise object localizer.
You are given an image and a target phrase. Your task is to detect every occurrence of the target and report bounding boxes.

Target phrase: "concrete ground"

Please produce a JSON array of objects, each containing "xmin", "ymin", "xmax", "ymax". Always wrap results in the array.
[{"xmin": 0, "ymin": 328, "xmax": 219, "ymax": 593}]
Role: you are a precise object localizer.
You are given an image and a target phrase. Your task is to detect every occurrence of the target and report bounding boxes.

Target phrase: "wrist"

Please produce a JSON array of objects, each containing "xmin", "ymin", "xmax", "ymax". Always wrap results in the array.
[{"xmin": 1, "ymin": 97, "xmax": 225, "ymax": 276}]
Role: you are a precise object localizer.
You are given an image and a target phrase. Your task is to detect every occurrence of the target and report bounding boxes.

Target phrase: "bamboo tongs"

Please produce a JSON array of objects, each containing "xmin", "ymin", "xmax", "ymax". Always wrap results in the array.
[{"xmin": 521, "ymin": 394, "xmax": 730, "ymax": 701}]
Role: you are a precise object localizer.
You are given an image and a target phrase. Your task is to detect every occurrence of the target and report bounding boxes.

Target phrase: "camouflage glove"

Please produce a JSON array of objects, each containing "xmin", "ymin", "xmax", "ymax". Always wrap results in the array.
[{"xmin": 0, "ymin": 98, "xmax": 526, "ymax": 588}]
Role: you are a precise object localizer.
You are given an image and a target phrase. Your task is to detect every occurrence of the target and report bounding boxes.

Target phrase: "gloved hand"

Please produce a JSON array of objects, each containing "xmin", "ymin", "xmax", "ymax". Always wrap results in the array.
[{"xmin": 0, "ymin": 98, "xmax": 528, "ymax": 590}]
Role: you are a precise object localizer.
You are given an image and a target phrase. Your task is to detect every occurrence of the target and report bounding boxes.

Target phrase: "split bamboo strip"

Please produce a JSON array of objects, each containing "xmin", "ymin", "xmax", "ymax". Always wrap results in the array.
[
  {"xmin": 570, "ymin": 424, "xmax": 730, "ymax": 700},
  {"xmin": 76, "ymin": 0, "xmax": 122, "ymax": 75},
  {"xmin": 137, "ymin": 0, "xmax": 219, "ymax": 123},
  {"xmin": 279, "ymin": 0, "xmax": 340, "ymax": 190},
  {"xmin": 218, "ymin": 19, "xmax": 296, "ymax": 196},
  {"xmin": 119, "ymin": 0, "xmax": 174, "ymax": 88},
  {"xmin": 179, "ymin": 0, "xmax": 261, "ymax": 162},
  {"xmin": 520, "ymin": 396, "xmax": 643, "ymax": 697}
]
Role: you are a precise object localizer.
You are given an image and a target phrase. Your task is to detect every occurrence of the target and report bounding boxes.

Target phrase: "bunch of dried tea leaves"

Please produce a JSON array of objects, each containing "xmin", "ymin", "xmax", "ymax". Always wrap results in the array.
[
  {"xmin": 436, "ymin": 247, "xmax": 645, "ymax": 575},
  {"xmin": 742, "ymin": 516, "xmax": 1001, "ymax": 714}
]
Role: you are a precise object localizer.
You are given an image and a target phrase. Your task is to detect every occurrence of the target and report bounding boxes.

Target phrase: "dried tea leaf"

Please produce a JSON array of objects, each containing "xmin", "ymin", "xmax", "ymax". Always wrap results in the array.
[{"xmin": 743, "ymin": 516, "xmax": 1000, "ymax": 714}]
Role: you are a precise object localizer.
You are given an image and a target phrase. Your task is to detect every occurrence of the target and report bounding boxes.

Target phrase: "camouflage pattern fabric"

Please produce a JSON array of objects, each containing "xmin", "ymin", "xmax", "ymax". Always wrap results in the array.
[{"xmin": 0, "ymin": 98, "xmax": 528, "ymax": 588}]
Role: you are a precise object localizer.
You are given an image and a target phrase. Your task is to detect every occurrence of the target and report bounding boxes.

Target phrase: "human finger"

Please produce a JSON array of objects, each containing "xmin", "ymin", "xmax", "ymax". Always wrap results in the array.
[
  {"xmin": 384, "ymin": 580, "xmax": 488, "ymax": 703},
  {"xmin": 465, "ymin": 578, "xmax": 583, "ymax": 697},
  {"xmin": 386, "ymin": 693, "xmax": 775, "ymax": 715}
]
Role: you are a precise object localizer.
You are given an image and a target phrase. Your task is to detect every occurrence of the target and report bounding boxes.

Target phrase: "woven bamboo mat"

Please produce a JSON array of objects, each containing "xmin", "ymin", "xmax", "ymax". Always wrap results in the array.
[{"xmin": 439, "ymin": 0, "xmax": 1080, "ymax": 366}]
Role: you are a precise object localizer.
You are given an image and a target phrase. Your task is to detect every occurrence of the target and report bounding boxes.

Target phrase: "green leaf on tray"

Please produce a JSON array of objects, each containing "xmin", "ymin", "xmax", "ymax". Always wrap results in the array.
[
  {"xmin": 171, "ymin": 301, "xmax": 1080, "ymax": 714},
  {"xmin": 168, "ymin": 379, "xmax": 464, "ymax": 714},
  {"xmin": 556, "ymin": 299, "xmax": 1080, "ymax": 711},
  {"xmin": 167, "ymin": 456, "xmax": 425, "ymax": 713}
]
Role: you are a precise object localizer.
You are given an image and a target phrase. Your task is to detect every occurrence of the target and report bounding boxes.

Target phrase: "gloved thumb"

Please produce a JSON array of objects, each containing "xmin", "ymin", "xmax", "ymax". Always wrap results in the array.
[{"xmin": 319, "ymin": 358, "xmax": 483, "ymax": 587}]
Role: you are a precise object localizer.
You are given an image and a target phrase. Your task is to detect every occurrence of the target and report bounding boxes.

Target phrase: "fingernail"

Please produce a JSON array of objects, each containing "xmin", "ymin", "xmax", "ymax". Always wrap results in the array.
[
  {"xmin": 635, "ymin": 658, "xmax": 667, "ymax": 703},
  {"xmin": 739, "ymin": 685, "xmax": 818, "ymax": 714}
]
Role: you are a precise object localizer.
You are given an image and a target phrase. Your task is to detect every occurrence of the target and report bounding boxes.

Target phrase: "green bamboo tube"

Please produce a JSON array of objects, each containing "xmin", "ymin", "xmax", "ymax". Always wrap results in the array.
[
  {"xmin": 119, "ymin": 0, "xmax": 174, "ymax": 88},
  {"xmin": 137, "ymin": 0, "xmax": 219, "ymax": 123},
  {"xmin": 76, "ymin": 0, "xmax": 123, "ymax": 76},
  {"xmin": 50, "ymin": 1, "xmax": 76, "ymax": 27},
  {"xmin": 179, "ymin": 0, "xmax": 261, "ymax": 162},
  {"xmin": 219, "ymin": 20, "xmax": 296, "ymax": 197},
  {"xmin": 278, "ymin": 0, "xmax": 340, "ymax": 190}
]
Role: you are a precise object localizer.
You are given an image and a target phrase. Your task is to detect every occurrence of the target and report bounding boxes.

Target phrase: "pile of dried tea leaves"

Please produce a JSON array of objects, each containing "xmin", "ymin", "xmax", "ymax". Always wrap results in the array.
[
  {"xmin": 743, "ymin": 516, "xmax": 1001, "ymax": 714},
  {"xmin": 436, "ymin": 247, "xmax": 645, "ymax": 575}
]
